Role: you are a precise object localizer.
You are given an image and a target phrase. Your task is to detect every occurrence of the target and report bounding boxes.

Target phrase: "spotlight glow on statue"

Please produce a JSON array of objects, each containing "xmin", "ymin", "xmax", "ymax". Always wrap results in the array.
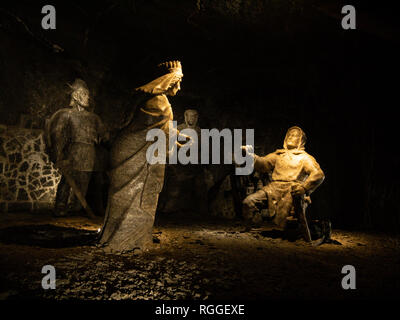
[
  {"xmin": 99, "ymin": 61, "xmax": 185, "ymax": 252},
  {"xmin": 99, "ymin": 61, "xmax": 254, "ymax": 252}
]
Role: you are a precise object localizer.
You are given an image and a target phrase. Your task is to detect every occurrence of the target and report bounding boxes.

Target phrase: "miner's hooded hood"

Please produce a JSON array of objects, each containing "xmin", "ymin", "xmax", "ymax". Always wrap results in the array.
[{"xmin": 283, "ymin": 126, "xmax": 307, "ymax": 151}]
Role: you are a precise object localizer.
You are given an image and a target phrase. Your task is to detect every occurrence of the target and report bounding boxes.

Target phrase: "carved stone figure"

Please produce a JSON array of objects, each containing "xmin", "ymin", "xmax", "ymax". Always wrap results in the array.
[
  {"xmin": 177, "ymin": 109, "xmax": 200, "ymax": 136},
  {"xmin": 46, "ymin": 79, "xmax": 106, "ymax": 217},
  {"xmin": 158, "ymin": 108, "xmax": 208, "ymax": 214},
  {"xmin": 99, "ymin": 61, "xmax": 183, "ymax": 252},
  {"xmin": 242, "ymin": 126, "xmax": 325, "ymax": 229}
]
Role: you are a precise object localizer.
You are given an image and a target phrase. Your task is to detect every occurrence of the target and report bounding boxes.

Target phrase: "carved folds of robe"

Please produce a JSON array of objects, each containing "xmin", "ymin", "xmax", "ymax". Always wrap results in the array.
[{"xmin": 99, "ymin": 93, "xmax": 173, "ymax": 251}]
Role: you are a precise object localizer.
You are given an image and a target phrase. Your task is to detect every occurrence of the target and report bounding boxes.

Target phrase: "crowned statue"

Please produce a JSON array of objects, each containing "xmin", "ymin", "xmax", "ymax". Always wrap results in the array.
[{"xmin": 100, "ymin": 61, "xmax": 184, "ymax": 252}]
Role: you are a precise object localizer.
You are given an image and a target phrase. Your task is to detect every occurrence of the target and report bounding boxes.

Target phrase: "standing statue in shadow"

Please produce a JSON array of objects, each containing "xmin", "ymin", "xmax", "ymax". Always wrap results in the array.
[
  {"xmin": 99, "ymin": 61, "xmax": 183, "ymax": 252},
  {"xmin": 46, "ymin": 79, "xmax": 107, "ymax": 217}
]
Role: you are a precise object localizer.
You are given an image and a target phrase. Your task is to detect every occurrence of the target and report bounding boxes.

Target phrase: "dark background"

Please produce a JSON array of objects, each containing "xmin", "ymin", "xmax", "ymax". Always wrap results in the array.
[{"xmin": 0, "ymin": 0, "xmax": 399, "ymax": 232}]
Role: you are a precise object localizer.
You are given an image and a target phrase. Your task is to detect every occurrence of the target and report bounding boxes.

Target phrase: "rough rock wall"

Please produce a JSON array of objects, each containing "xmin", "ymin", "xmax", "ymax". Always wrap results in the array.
[{"xmin": 0, "ymin": 125, "xmax": 60, "ymax": 212}]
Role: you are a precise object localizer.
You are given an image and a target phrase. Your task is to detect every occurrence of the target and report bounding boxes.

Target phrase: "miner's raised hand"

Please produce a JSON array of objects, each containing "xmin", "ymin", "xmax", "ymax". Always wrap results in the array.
[
  {"xmin": 241, "ymin": 145, "xmax": 254, "ymax": 156},
  {"xmin": 232, "ymin": 145, "xmax": 254, "ymax": 166}
]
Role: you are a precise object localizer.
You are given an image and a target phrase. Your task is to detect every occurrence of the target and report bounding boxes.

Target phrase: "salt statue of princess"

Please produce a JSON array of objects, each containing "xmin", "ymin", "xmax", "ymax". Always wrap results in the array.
[{"xmin": 100, "ymin": 61, "xmax": 184, "ymax": 252}]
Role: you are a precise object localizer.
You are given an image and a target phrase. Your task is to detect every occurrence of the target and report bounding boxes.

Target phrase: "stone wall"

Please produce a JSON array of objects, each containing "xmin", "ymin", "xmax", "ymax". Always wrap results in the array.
[{"xmin": 0, "ymin": 125, "xmax": 60, "ymax": 212}]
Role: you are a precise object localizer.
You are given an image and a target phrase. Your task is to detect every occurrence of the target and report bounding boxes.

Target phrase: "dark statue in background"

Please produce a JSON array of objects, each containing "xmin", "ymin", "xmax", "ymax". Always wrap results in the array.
[
  {"xmin": 177, "ymin": 109, "xmax": 201, "ymax": 136},
  {"xmin": 45, "ymin": 79, "xmax": 107, "ymax": 217},
  {"xmin": 158, "ymin": 108, "xmax": 208, "ymax": 215},
  {"xmin": 242, "ymin": 126, "xmax": 325, "ymax": 240},
  {"xmin": 99, "ymin": 61, "xmax": 184, "ymax": 252}
]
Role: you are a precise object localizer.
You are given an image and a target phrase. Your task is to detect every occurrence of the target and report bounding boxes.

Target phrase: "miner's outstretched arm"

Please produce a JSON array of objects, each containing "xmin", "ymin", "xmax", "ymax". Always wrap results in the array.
[
  {"xmin": 239, "ymin": 145, "xmax": 276, "ymax": 174},
  {"xmin": 253, "ymin": 153, "xmax": 276, "ymax": 175}
]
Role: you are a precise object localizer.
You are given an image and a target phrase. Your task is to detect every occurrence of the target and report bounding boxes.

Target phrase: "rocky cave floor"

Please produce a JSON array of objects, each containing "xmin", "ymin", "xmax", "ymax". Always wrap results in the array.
[{"xmin": 0, "ymin": 211, "xmax": 399, "ymax": 301}]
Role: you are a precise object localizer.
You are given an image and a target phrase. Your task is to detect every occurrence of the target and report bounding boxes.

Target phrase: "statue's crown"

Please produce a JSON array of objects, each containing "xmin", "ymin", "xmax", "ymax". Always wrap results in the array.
[{"xmin": 158, "ymin": 60, "xmax": 182, "ymax": 74}]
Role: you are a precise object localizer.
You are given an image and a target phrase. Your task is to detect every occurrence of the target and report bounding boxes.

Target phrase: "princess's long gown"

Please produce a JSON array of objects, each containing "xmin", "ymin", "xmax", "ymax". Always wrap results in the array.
[{"xmin": 99, "ymin": 93, "xmax": 173, "ymax": 252}]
